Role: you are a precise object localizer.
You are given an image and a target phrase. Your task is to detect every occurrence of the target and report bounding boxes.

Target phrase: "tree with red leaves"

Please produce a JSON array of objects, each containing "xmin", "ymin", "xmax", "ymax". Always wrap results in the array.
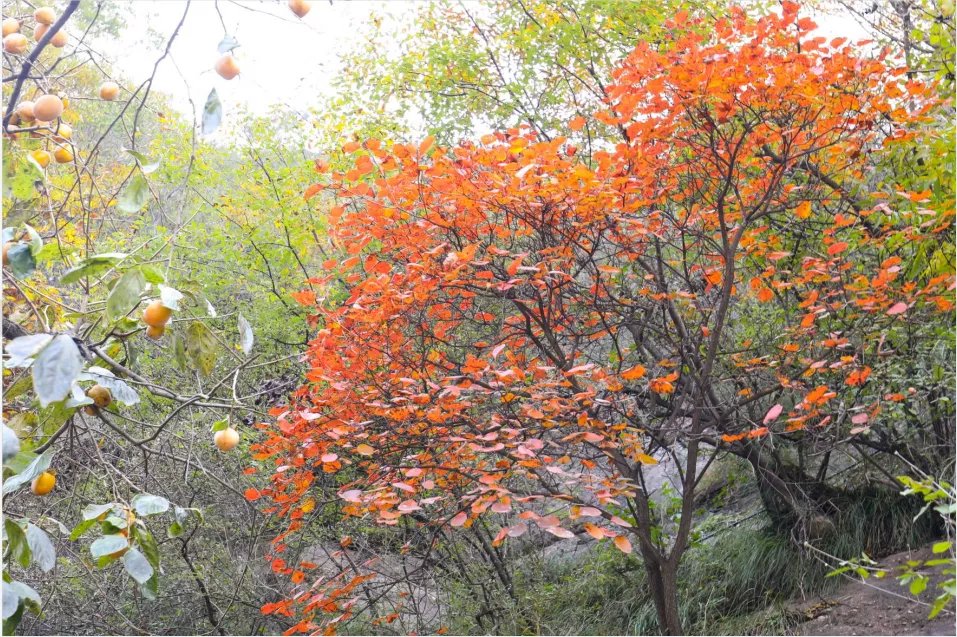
[{"xmin": 254, "ymin": 4, "xmax": 952, "ymax": 634}]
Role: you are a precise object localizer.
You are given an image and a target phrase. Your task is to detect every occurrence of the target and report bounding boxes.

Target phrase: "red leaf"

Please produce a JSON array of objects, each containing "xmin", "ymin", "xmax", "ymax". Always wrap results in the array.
[{"xmin": 244, "ymin": 488, "xmax": 261, "ymax": 501}]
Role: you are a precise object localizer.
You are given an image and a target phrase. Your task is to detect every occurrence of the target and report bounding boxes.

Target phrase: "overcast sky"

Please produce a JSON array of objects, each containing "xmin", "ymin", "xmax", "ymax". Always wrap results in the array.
[
  {"xmin": 99, "ymin": 1, "xmax": 868, "ymax": 127},
  {"xmin": 101, "ymin": 0, "xmax": 406, "ymax": 120}
]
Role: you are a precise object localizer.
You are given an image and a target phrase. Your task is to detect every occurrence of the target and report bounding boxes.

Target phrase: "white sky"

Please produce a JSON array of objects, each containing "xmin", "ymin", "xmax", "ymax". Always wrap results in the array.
[
  {"xmin": 98, "ymin": 1, "xmax": 868, "ymax": 126},
  {"xmin": 101, "ymin": 0, "xmax": 409, "ymax": 118}
]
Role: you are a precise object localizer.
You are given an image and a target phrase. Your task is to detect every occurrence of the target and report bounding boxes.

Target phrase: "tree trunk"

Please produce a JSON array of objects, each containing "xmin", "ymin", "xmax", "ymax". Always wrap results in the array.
[{"xmin": 641, "ymin": 555, "xmax": 684, "ymax": 635}]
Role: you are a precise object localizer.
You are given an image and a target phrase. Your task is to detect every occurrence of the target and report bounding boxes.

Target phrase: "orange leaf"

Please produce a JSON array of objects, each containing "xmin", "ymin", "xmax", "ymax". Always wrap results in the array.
[
  {"xmin": 827, "ymin": 242, "xmax": 848, "ymax": 256},
  {"xmin": 304, "ymin": 183, "xmax": 322, "ymax": 200},
  {"xmin": 569, "ymin": 116, "xmax": 586, "ymax": 131},
  {"xmin": 621, "ymin": 364, "xmax": 646, "ymax": 380},
  {"xmin": 613, "ymin": 535, "xmax": 633, "ymax": 554},
  {"xmin": 583, "ymin": 523, "xmax": 605, "ymax": 540},
  {"xmin": 355, "ymin": 444, "xmax": 375, "ymax": 456},
  {"xmin": 506, "ymin": 256, "xmax": 524, "ymax": 276}
]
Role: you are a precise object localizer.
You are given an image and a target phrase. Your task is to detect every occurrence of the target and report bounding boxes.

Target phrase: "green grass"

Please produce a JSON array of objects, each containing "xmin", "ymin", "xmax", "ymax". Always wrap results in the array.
[{"xmin": 439, "ymin": 486, "xmax": 940, "ymax": 635}]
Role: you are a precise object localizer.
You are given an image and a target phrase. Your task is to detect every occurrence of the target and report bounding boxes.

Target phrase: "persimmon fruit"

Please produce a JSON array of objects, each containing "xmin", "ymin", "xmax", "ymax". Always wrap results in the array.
[
  {"xmin": 214, "ymin": 427, "xmax": 240, "ymax": 451},
  {"xmin": 31, "ymin": 471, "xmax": 56, "ymax": 495},
  {"xmin": 214, "ymin": 54, "xmax": 240, "ymax": 80},
  {"xmin": 142, "ymin": 300, "xmax": 173, "ymax": 327}
]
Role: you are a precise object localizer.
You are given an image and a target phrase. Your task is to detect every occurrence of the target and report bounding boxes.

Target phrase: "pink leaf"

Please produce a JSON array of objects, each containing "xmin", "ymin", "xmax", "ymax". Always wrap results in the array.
[
  {"xmin": 507, "ymin": 523, "xmax": 528, "ymax": 538},
  {"xmin": 397, "ymin": 500, "xmax": 421, "ymax": 512},
  {"xmin": 339, "ymin": 489, "xmax": 362, "ymax": 503},
  {"xmin": 763, "ymin": 404, "xmax": 784, "ymax": 425},
  {"xmin": 450, "ymin": 512, "xmax": 468, "ymax": 527},
  {"xmin": 887, "ymin": 302, "xmax": 908, "ymax": 316}
]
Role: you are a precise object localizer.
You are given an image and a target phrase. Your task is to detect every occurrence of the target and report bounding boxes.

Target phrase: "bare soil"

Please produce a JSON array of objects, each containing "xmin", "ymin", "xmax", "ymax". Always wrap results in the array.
[{"xmin": 790, "ymin": 546, "xmax": 956, "ymax": 636}]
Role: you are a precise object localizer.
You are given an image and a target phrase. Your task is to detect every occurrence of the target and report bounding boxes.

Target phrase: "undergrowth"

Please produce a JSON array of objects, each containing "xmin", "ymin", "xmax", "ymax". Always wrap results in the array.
[{"xmin": 438, "ymin": 487, "xmax": 940, "ymax": 635}]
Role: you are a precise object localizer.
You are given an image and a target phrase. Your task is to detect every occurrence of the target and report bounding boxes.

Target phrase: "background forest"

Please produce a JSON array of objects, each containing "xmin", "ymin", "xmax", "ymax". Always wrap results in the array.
[{"xmin": 1, "ymin": 0, "xmax": 955, "ymax": 635}]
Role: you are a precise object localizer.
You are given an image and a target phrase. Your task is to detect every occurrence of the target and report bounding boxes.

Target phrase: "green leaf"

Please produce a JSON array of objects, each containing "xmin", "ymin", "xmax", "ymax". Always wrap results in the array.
[
  {"xmin": 90, "ymin": 534, "xmax": 128, "ymax": 559},
  {"xmin": 118, "ymin": 173, "xmax": 150, "ymax": 213},
  {"xmin": 139, "ymin": 573, "xmax": 159, "ymax": 600},
  {"xmin": 23, "ymin": 225, "xmax": 42, "ymax": 255},
  {"xmin": 2, "ymin": 448, "xmax": 55, "ymax": 495},
  {"xmin": 69, "ymin": 518, "xmax": 97, "ymax": 541},
  {"xmin": 167, "ymin": 521, "xmax": 183, "ymax": 538},
  {"xmin": 124, "ymin": 149, "xmax": 160, "ymax": 175},
  {"xmin": 2, "ymin": 603, "xmax": 24, "ymax": 635},
  {"xmin": 211, "ymin": 419, "xmax": 229, "ymax": 433},
  {"xmin": 25, "ymin": 524, "xmax": 55, "ymax": 572},
  {"xmin": 185, "ymin": 322, "xmax": 218, "ymax": 376},
  {"xmin": 3, "ymin": 450, "xmax": 36, "ymax": 476},
  {"xmin": 4, "ymin": 519, "xmax": 31, "ymax": 568},
  {"xmin": 929, "ymin": 593, "xmax": 952, "ymax": 619},
  {"xmin": 139, "ymin": 265, "xmax": 165, "ymax": 284},
  {"xmin": 106, "ymin": 269, "xmax": 147, "ymax": 322},
  {"xmin": 172, "ymin": 330, "xmax": 188, "ymax": 370},
  {"xmin": 37, "ymin": 399, "xmax": 75, "ymax": 434},
  {"xmin": 32, "ymin": 335, "xmax": 83, "ymax": 407},
  {"xmin": 138, "ymin": 527, "xmax": 160, "ymax": 564},
  {"xmin": 932, "ymin": 540, "xmax": 952, "ymax": 554},
  {"xmin": 122, "ymin": 547, "xmax": 154, "ymax": 584},
  {"xmin": 9, "ymin": 156, "xmax": 43, "ymax": 200},
  {"xmin": 6, "ymin": 243, "xmax": 36, "ymax": 278},
  {"xmin": 909, "ymin": 576, "xmax": 928, "ymax": 596},
  {"xmin": 59, "ymin": 253, "xmax": 127, "ymax": 285},
  {"xmin": 131, "ymin": 493, "xmax": 169, "ymax": 516},
  {"xmin": 202, "ymin": 88, "xmax": 223, "ymax": 136},
  {"xmin": 3, "ymin": 374, "xmax": 33, "ymax": 400}
]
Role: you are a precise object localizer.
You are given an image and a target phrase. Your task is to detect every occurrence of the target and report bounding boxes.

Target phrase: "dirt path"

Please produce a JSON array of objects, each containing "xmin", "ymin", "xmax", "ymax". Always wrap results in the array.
[{"xmin": 791, "ymin": 546, "xmax": 956, "ymax": 636}]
